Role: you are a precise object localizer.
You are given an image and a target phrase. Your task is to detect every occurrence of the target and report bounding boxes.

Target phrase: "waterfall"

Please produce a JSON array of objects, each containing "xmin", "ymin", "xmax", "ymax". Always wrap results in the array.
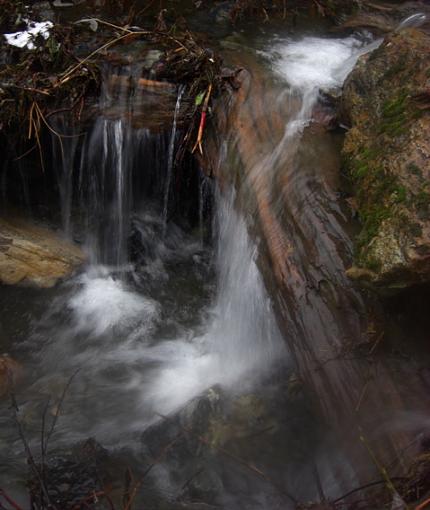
[
  {"xmin": 50, "ymin": 74, "xmax": 191, "ymax": 265},
  {"xmin": 77, "ymin": 117, "xmax": 135, "ymax": 266},
  {"xmin": 209, "ymin": 188, "xmax": 286, "ymax": 374},
  {"xmin": 145, "ymin": 188, "xmax": 287, "ymax": 417},
  {"xmin": 19, "ymin": 63, "xmax": 287, "ymax": 440},
  {"xmin": 3, "ymin": 15, "xmax": 430, "ymax": 508},
  {"xmin": 162, "ymin": 83, "xmax": 186, "ymax": 235},
  {"xmin": 198, "ymin": 169, "xmax": 211, "ymax": 247},
  {"xmin": 51, "ymin": 116, "xmax": 79, "ymax": 237}
]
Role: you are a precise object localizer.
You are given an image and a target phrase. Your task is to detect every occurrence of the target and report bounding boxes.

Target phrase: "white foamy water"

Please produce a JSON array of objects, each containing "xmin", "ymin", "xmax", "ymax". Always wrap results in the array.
[
  {"xmin": 272, "ymin": 35, "xmax": 376, "ymax": 91},
  {"xmin": 145, "ymin": 190, "xmax": 286, "ymax": 417},
  {"xmin": 259, "ymin": 34, "xmax": 381, "ymax": 149},
  {"xmin": 19, "ymin": 191, "xmax": 285, "ymax": 445},
  {"xmin": 68, "ymin": 269, "xmax": 159, "ymax": 337}
]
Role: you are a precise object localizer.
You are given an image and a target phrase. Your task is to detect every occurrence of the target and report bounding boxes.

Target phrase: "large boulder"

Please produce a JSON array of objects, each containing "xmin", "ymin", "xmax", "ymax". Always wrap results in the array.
[
  {"xmin": 0, "ymin": 216, "xmax": 85, "ymax": 287},
  {"xmin": 341, "ymin": 28, "xmax": 430, "ymax": 290}
]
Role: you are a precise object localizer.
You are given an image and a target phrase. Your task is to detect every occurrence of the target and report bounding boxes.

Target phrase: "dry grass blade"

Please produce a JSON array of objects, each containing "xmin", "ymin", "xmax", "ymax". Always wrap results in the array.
[
  {"xmin": 44, "ymin": 368, "xmax": 80, "ymax": 452},
  {"xmin": 58, "ymin": 31, "xmax": 146, "ymax": 86},
  {"xmin": 0, "ymin": 489, "xmax": 24, "ymax": 510},
  {"xmin": 123, "ymin": 432, "xmax": 184, "ymax": 510},
  {"xmin": 9, "ymin": 390, "xmax": 56, "ymax": 509},
  {"xmin": 416, "ymin": 498, "xmax": 430, "ymax": 510}
]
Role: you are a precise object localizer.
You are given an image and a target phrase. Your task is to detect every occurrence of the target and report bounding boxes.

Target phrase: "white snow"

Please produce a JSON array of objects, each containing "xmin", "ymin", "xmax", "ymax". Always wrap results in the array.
[{"xmin": 4, "ymin": 20, "xmax": 53, "ymax": 50}]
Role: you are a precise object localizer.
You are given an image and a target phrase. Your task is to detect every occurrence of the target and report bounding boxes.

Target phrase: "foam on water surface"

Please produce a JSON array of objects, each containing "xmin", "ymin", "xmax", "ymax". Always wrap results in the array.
[
  {"xmin": 271, "ymin": 34, "xmax": 380, "ymax": 92},
  {"xmin": 68, "ymin": 269, "xmax": 160, "ymax": 337}
]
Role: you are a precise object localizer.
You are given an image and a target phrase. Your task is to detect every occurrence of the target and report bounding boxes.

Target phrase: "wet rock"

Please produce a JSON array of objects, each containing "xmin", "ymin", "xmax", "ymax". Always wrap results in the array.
[
  {"xmin": 207, "ymin": 1, "xmax": 235, "ymax": 24},
  {"xmin": 336, "ymin": 2, "xmax": 430, "ymax": 35},
  {"xmin": 341, "ymin": 28, "xmax": 430, "ymax": 290},
  {"xmin": 345, "ymin": 266, "xmax": 378, "ymax": 283},
  {"xmin": 401, "ymin": 452, "xmax": 430, "ymax": 503},
  {"xmin": 286, "ymin": 372, "xmax": 304, "ymax": 399},
  {"xmin": 337, "ymin": 12, "xmax": 396, "ymax": 34},
  {"xmin": 139, "ymin": 386, "xmax": 287, "ymax": 507},
  {"xmin": 141, "ymin": 386, "xmax": 224, "ymax": 460},
  {"xmin": 140, "ymin": 387, "xmax": 225, "ymax": 507},
  {"xmin": 32, "ymin": 2, "xmax": 55, "ymax": 21},
  {"xmin": 0, "ymin": 354, "xmax": 22, "ymax": 397},
  {"xmin": 0, "ymin": 216, "xmax": 85, "ymax": 287}
]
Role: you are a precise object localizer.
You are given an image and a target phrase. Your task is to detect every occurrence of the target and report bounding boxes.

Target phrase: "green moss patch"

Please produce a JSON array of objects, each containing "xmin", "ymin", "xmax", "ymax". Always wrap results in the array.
[{"xmin": 379, "ymin": 92, "xmax": 409, "ymax": 137}]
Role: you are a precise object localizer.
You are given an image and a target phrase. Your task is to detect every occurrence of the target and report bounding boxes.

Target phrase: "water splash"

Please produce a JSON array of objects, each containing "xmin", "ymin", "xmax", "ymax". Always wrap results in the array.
[
  {"xmin": 15, "ymin": 188, "xmax": 286, "ymax": 446},
  {"xmin": 68, "ymin": 268, "xmax": 159, "ymax": 337},
  {"xmin": 145, "ymin": 189, "xmax": 286, "ymax": 417}
]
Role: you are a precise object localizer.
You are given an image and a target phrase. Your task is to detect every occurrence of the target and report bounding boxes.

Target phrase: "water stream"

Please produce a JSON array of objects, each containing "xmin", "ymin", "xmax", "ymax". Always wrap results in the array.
[
  {"xmin": 1, "ymin": 14, "xmax": 429, "ymax": 510},
  {"xmin": 0, "ymin": 53, "xmax": 291, "ymax": 507},
  {"xmin": 162, "ymin": 84, "xmax": 186, "ymax": 236}
]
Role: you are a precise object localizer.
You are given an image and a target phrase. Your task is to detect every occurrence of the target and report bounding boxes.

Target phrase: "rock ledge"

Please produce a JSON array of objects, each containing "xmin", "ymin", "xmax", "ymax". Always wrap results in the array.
[{"xmin": 0, "ymin": 217, "xmax": 85, "ymax": 287}]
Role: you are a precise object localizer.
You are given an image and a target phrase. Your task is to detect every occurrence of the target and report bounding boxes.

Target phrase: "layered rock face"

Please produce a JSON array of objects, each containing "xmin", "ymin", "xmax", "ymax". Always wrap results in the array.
[
  {"xmin": 342, "ymin": 28, "xmax": 430, "ymax": 290},
  {"xmin": 0, "ymin": 217, "xmax": 85, "ymax": 287}
]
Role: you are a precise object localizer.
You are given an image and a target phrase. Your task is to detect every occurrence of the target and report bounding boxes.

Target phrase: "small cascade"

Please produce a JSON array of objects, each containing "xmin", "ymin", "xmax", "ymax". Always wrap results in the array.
[
  {"xmin": 198, "ymin": 169, "xmax": 212, "ymax": 247},
  {"xmin": 162, "ymin": 83, "xmax": 186, "ymax": 235},
  {"xmin": 47, "ymin": 68, "xmax": 201, "ymax": 268},
  {"xmin": 209, "ymin": 188, "xmax": 286, "ymax": 375},
  {"xmin": 50, "ymin": 116, "xmax": 79, "ymax": 237},
  {"xmin": 50, "ymin": 67, "xmax": 196, "ymax": 267},
  {"xmin": 3, "ymin": 10, "xmax": 430, "ymax": 508},
  {"xmin": 270, "ymin": 34, "xmax": 381, "ymax": 143},
  {"xmin": 145, "ymin": 188, "xmax": 286, "ymax": 416},
  {"xmin": 77, "ymin": 117, "xmax": 135, "ymax": 266}
]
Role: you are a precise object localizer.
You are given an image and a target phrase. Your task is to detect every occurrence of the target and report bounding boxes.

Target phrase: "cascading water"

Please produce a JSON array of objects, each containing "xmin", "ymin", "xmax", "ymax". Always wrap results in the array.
[
  {"xmin": 0, "ymin": 61, "xmax": 289, "ymax": 507},
  {"xmin": 209, "ymin": 29, "xmax": 391, "ymax": 497},
  {"xmin": 267, "ymin": 33, "xmax": 381, "ymax": 144},
  {"xmin": 144, "ymin": 189, "xmax": 286, "ymax": 417},
  {"xmin": 198, "ymin": 169, "xmax": 212, "ymax": 247},
  {"xmin": 4, "ymin": 14, "xmax": 427, "ymax": 508},
  {"xmin": 51, "ymin": 116, "xmax": 79, "ymax": 237},
  {"xmin": 78, "ymin": 116, "xmax": 135, "ymax": 266},
  {"xmin": 162, "ymin": 83, "xmax": 186, "ymax": 235}
]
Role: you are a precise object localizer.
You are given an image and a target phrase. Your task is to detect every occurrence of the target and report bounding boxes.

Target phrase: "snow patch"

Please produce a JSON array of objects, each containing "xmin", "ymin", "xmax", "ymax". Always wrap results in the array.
[{"xmin": 4, "ymin": 20, "xmax": 53, "ymax": 50}]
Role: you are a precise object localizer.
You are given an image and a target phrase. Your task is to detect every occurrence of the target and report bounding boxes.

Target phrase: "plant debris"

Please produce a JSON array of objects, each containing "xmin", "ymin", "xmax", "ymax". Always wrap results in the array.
[{"xmin": 0, "ymin": 4, "xmax": 238, "ymax": 165}]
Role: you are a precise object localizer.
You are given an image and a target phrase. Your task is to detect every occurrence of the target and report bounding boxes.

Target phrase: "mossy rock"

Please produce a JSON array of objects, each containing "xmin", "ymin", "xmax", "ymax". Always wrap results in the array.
[{"xmin": 341, "ymin": 28, "xmax": 430, "ymax": 290}]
